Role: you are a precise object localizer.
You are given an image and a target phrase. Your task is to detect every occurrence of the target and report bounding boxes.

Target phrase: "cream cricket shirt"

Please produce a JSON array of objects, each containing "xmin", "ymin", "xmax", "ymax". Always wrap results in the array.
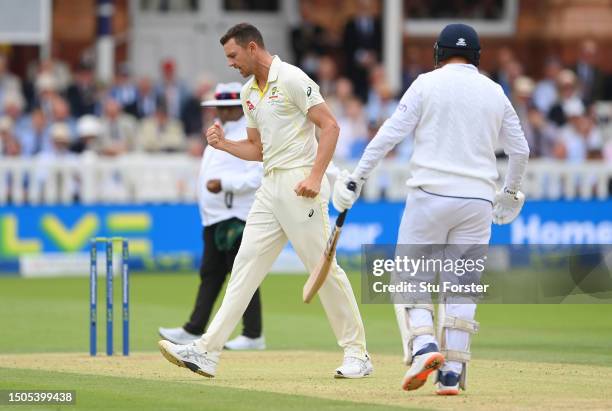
[{"xmin": 240, "ymin": 56, "xmax": 324, "ymax": 173}]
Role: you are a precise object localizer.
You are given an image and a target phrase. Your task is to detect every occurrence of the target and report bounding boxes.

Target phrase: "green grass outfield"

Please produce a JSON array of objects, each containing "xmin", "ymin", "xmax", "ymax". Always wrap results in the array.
[{"xmin": 1, "ymin": 273, "xmax": 612, "ymax": 410}]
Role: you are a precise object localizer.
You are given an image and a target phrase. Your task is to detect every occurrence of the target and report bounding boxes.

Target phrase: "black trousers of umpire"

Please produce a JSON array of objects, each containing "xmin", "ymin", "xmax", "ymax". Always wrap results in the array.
[{"xmin": 183, "ymin": 219, "xmax": 262, "ymax": 338}]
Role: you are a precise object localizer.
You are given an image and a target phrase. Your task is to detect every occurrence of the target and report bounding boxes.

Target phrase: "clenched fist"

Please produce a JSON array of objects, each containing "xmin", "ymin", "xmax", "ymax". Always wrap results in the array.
[
  {"xmin": 294, "ymin": 174, "xmax": 321, "ymax": 198},
  {"xmin": 206, "ymin": 121, "xmax": 225, "ymax": 149}
]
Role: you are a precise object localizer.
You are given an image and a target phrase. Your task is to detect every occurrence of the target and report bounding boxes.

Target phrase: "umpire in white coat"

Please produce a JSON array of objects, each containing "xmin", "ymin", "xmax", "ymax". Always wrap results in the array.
[{"xmin": 159, "ymin": 83, "xmax": 266, "ymax": 350}]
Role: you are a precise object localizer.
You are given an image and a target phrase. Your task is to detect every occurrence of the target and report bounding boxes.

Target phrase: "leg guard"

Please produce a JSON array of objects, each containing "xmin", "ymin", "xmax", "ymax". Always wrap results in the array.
[
  {"xmin": 394, "ymin": 303, "xmax": 435, "ymax": 365},
  {"xmin": 436, "ymin": 303, "xmax": 479, "ymax": 390}
]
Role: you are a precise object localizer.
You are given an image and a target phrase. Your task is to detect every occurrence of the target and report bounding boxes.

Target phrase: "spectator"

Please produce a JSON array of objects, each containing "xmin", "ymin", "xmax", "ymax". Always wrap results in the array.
[
  {"xmin": 18, "ymin": 108, "xmax": 50, "ymax": 157},
  {"xmin": 98, "ymin": 98, "xmax": 138, "ymax": 156},
  {"xmin": 490, "ymin": 47, "xmax": 516, "ymax": 96},
  {"xmin": 110, "ymin": 63, "xmax": 138, "ymax": 116},
  {"xmin": 34, "ymin": 72, "xmax": 59, "ymax": 119},
  {"xmin": 326, "ymin": 76, "xmax": 354, "ymax": 117},
  {"xmin": 533, "ymin": 57, "xmax": 562, "ymax": 114},
  {"xmin": 38, "ymin": 57, "xmax": 72, "ymax": 93},
  {"xmin": 156, "ymin": 58, "xmax": 189, "ymax": 120},
  {"xmin": 34, "ymin": 123, "xmax": 79, "ymax": 202},
  {"xmin": 66, "ymin": 60, "xmax": 98, "ymax": 117},
  {"xmin": 342, "ymin": 0, "xmax": 382, "ymax": 102},
  {"xmin": 402, "ymin": 46, "xmax": 425, "ymax": 91},
  {"xmin": 0, "ymin": 54, "xmax": 21, "ymax": 116},
  {"xmin": 181, "ymin": 73, "xmax": 215, "ymax": 138},
  {"xmin": 290, "ymin": 0, "xmax": 328, "ymax": 80},
  {"xmin": 71, "ymin": 115, "xmax": 102, "ymax": 154},
  {"xmin": 41, "ymin": 123, "xmax": 74, "ymax": 159},
  {"xmin": 136, "ymin": 98, "xmax": 185, "ymax": 152},
  {"xmin": 548, "ymin": 69, "xmax": 582, "ymax": 127},
  {"xmin": 365, "ymin": 65, "xmax": 398, "ymax": 127},
  {"xmin": 526, "ymin": 106, "xmax": 558, "ymax": 158},
  {"xmin": 367, "ymin": 81, "xmax": 398, "ymax": 128},
  {"xmin": 573, "ymin": 39, "xmax": 606, "ymax": 104},
  {"xmin": 336, "ymin": 96, "xmax": 368, "ymax": 160},
  {"xmin": 50, "ymin": 96, "xmax": 77, "ymax": 139},
  {"xmin": 553, "ymin": 99, "xmax": 603, "ymax": 162},
  {"xmin": 316, "ymin": 56, "xmax": 338, "ymax": 98},
  {"xmin": 135, "ymin": 76, "xmax": 157, "ymax": 119},
  {"xmin": 0, "ymin": 116, "xmax": 19, "ymax": 156},
  {"xmin": 2, "ymin": 91, "xmax": 28, "ymax": 136},
  {"xmin": 513, "ymin": 76, "xmax": 556, "ymax": 158}
]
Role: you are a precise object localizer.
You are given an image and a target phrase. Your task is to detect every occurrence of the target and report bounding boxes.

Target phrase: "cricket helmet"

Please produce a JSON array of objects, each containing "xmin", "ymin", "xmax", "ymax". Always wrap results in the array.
[{"xmin": 434, "ymin": 23, "xmax": 481, "ymax": 67}]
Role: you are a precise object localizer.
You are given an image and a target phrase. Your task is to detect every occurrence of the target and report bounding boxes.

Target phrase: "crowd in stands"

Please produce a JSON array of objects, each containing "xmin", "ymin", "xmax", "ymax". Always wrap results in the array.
[
  {"xmin": 0, "ymin": 54, "xmax": 212, "ymax": 161},
  {"xmin": 1, "ymin": 3, "xmax": 612, "ymax": 169}
]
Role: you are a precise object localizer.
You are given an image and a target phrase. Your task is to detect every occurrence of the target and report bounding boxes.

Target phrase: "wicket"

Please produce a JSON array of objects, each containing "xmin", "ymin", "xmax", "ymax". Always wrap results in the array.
[{"xmin": 89, "ymin": 237, "xmax": 129, "ymax": 356}]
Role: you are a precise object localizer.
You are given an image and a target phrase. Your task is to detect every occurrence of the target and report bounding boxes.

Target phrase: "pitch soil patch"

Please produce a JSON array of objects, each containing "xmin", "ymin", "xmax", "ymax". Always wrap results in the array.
[{"xmin": 1, "ymin": 351, "xmax": 610, "ymax": 410}]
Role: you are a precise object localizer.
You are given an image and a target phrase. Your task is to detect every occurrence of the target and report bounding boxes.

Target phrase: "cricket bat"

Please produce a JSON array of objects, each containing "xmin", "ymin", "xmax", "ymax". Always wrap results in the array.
[{"xmin": 303, "ymin": 181, "xmax": 357, "ymax": 303}]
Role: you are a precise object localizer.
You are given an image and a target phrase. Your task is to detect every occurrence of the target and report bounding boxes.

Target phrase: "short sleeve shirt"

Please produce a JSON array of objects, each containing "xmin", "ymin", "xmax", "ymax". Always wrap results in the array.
[{"xmin": 240, "ymin": 56, "xmax": 324, "ymax": 173}]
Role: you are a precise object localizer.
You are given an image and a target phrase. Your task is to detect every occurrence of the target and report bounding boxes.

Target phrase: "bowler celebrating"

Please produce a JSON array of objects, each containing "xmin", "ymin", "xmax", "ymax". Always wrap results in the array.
[
  {"xmin": 158, "ymin": 82, "xmax": 266, "ymax": 350},
  {"xmin": 333, "ymin": 24, "xmax": 529, "ymax": 394},
  {"xmin": 159, "ymin": 23, "xmax": 371, "ymax": 379}
]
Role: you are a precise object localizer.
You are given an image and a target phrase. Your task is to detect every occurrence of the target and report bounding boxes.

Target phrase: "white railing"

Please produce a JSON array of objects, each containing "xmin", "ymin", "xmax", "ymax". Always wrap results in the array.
[
  {"xmin": 0, "ymin": 155, "xmax": 611, "ymax": 205},
  {"xmin": 0, "ymin": 154, "xmax": 201, "ymax": 205},
  {"xmin": 348, "ymin": 159, "xmax": 612, "ymax": 201}
]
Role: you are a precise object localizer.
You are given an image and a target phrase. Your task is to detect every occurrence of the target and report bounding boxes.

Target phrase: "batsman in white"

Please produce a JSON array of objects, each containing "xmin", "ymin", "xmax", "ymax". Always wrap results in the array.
[
  {"xmin": 333, "ymin": 23, "xmax": 529, "ymax": 395},
  {"xmin": 159, "ymin": 23, "xmax": 372, "ymax": 379}
]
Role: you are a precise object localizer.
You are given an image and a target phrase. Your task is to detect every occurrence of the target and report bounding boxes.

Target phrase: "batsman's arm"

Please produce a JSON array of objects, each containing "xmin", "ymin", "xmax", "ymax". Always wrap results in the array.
[
  {"xmin": 499, "ymin": 95, "xmax": 530, "ymax": 191},
  {"xmin": 217, "ymin": 127, "xmax": 264, "ymax": 162},
  {"xmin": 353, "ymin": 79, "xmax": 423, "ymax": 180}
]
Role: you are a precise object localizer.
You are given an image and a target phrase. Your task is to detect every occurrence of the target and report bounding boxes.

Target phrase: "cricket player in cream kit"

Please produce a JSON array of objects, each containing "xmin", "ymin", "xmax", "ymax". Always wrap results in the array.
[
  {"xmin": 159, "ymin": 23, "xmax": 371, "ymax": 379},
  {"xmin": 334, "ymin": 24, "xmax": 529, "ymax": 394}
]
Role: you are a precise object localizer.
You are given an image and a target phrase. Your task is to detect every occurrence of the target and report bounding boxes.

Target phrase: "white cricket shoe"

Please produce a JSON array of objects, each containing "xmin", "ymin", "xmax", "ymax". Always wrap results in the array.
[
  {"xmin": 402, "ymin": 343, "xmax": 445, "ymax": 391},
  {"xmin": 334, "ymin": 354, "xmax": 373, "ymax": 379},
  {"xmin": 158, "ymin": 340, "xmax": 219, "ymax": 378},
  {"xmin": 224, "ymin": 335, "xmax": 266, "ymax": 350},
  {"xmin": 158, "ymin": 327, "xmax": 201, "ymax": 345}
]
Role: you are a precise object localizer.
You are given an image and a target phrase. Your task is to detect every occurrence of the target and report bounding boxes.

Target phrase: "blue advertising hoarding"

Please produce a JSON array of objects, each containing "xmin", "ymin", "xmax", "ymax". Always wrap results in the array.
[{"xmin": 1, "ymin": 199, "xmax": 611, "ymax": 274}]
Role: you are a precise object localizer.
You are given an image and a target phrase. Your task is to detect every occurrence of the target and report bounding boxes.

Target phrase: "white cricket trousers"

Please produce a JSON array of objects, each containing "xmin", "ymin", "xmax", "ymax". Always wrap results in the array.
[
  {"xmin": 396, "ymin": 188, "xmax": 492, "ymax": 373},
  {"xmin": 196, "ymin": 167, "xmax": 367, "ymax": 358}
]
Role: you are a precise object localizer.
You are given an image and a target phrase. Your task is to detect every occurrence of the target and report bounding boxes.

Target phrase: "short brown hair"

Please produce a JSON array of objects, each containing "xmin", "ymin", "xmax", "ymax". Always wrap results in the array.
[{"xmin": 220, "ymin": 23, "xmax": 265, "ymax": 48}]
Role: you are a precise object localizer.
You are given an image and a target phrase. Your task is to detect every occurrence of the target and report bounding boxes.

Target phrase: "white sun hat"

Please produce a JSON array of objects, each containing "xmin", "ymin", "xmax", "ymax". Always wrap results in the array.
[{"xmin": 201, "ymin": 82, "xmax": 242, "ymax": 107}]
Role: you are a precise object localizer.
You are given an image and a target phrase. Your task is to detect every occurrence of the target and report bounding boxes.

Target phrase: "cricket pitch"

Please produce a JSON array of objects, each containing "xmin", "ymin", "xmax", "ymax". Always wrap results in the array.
[{"xmin": 1, "ymin": 350, "xmax": 610, "ymax": 410}]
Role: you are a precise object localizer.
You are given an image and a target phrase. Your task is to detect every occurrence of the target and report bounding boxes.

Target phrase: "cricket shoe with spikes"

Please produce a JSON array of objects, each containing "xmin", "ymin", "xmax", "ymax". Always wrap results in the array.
[
  {"xmin": 402, "ymin": 343, "xmax": 445, "ymax": 391},
  {"xmin": 158, "ymin": 340, "xmax": 219, "ymax": 378},
  {"xmin": 158, "ymin": 327, "xmax": 201, "ymax": 345},
  {"xmin": 436, "ymin": 370, "xmax": 461, "ymax": 395},
  {"xmin": 334, "ymin": 354, "xmax": 373, "ymax": 379}
]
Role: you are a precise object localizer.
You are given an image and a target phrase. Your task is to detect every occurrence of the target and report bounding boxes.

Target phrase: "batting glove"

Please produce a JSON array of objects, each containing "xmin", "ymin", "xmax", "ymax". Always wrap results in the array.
[
  {"xmin": 492, "ymin": 187, "xmax": 525, "ymax": 225},
  {"xmin": 332, "ymin": 170, "xmax": 364, "ymax": 212}
]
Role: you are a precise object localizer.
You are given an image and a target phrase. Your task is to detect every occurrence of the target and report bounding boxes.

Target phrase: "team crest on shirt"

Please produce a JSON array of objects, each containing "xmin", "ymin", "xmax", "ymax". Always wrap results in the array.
[
  {"xmin": 267, "ymin": 86, "xmax": 284, "ymax": 106},
  {"xmin": 246, "ymin": 100, "xmax": 255, "ymax": 111}
]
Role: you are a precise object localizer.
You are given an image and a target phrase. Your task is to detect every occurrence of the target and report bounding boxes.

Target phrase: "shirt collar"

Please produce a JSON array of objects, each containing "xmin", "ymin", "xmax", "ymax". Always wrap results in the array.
[
  {"xmin": 442, "ymin": 63, "xmax": 478, "ymax": 72},
  {"xmin": 250, "ymin": 55, "xmax": 281, "ymax": 91}
]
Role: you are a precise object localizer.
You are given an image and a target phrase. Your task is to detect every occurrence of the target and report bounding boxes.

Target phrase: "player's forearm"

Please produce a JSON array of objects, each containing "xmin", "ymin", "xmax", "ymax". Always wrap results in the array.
[
  {"xmin": 219, "ymin": 139, "xmax": 263, "ymax": 162},
  {"xmin": 310, "ymin": 121, "xmax": 339, "ymax": 181},
  {"xmin": 504, "ymin": 153, "xmax": 528, "ymax": 191}
]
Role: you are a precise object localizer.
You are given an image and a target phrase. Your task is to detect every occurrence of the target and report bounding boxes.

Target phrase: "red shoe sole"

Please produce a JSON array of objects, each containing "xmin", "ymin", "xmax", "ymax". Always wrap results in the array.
[
  {"xmin": 436, "ymin": 388, "xmax": 459, "ymax": 395},
  {"xmin": 402, "ymin": 353, "xmax": 444, "ymax": 391}
]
